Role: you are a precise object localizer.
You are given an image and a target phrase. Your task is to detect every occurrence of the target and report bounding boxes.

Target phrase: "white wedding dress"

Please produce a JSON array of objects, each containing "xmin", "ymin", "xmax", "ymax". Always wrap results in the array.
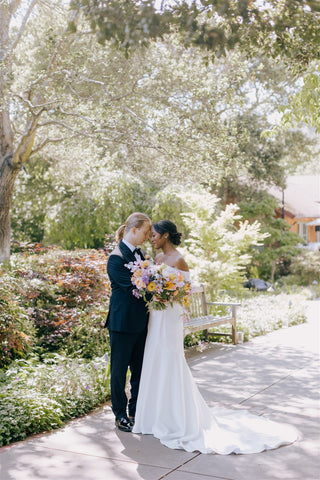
[{"xmin": 132, "ymin": 270, "xmax": 298, "ymax": 454}]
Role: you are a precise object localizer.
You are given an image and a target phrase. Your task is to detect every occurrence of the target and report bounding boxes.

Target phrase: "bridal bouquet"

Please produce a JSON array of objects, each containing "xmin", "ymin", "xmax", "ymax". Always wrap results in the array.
[{"xmin": 125, "ymin": 259, "xmax": 192, "ymax": 311}]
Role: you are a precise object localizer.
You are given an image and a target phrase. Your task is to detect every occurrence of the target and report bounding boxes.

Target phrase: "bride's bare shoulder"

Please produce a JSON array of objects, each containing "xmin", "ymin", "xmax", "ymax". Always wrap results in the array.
[
  {"xmin": 155, "ymin": 253, "xmax": 164, "ymax": 264},
  {"xmin": 174, "ymin": 256, "xmax": 189, "ymax": 272}
]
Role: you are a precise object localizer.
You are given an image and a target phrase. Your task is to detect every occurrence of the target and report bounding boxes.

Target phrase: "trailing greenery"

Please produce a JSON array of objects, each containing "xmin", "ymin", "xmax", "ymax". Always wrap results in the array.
[{"xmin": 0, "ymin": 354, "xmax": 110, "ymax": 447}]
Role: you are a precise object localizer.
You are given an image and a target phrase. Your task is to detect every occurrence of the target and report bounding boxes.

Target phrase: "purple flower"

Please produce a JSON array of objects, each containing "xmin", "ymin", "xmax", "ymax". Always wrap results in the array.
[
  {"xmin": 133, "ymin": 289, "xmax": 142, "ymax": 298},
  {"xmin": 142, "ymin": 275, "xmax": 150, "ymax": 285},
  {"xmin": 85, "ymin": 385, "xmax": 90, "ymax": 390}
]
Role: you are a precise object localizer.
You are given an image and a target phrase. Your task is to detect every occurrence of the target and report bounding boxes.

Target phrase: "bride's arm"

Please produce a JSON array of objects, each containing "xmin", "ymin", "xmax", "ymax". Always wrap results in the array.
[{"xmin": 174, "ymin": 256, "xmax": 189, "ymax": 272}]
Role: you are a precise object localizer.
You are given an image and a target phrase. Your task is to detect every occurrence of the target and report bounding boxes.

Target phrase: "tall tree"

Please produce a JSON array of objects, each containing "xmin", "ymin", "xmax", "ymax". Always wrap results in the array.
[
  {"xmin": 1, "ymin": 1, "xmax": 318, "ymax": 261},
  {"xmin": 0, "ymin": 1, "xmax": 76, "ymax": 261}
]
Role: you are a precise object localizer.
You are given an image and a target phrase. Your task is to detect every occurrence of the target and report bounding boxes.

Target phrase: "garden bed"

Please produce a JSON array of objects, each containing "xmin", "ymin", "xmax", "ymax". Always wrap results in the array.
[{"xmin": 0, "ymin": 248, "xmax": 310, "ymax": 446}]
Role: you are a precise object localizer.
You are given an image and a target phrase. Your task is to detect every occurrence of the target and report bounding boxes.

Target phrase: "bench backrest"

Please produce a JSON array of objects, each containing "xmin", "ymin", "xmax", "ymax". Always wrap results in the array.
[{"xmin": 189, "ymin": 285, "xmax": 208, "ymax": 317}]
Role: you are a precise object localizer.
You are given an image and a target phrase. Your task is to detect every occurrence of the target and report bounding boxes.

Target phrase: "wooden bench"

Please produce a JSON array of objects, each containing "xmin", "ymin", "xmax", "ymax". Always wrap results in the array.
[{"xmin": 184, "ymin": 285, "xmax": 241, "ymax": 345}]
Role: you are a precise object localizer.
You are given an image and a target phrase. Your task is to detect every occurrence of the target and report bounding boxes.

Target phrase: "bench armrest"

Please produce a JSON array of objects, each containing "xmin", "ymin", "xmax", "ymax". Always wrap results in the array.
[{"xmin": 206, "ymin": 301, "xmax": 241, "ymax": 306}]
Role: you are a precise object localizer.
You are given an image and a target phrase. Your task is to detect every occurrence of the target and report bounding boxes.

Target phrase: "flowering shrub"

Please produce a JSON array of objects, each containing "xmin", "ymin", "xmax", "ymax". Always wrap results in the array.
[
  {"xmin": 17, "ymin": 248, "xmax": 110, "ymax": 353},
  {"xmin": 0, "ymin": 248, "xmax": 110, "ymax": 364},
  {"xmin": 184, "ymin": 292, "xmax": 307, "ymax": 347},
  {"xmin": 236, "ymin": 293, "xmax": 307, "ymax": 341},
  {"xmin": 125, "ymin": 260, "xmax": 192, "ymax": 311},
  {"xmin": 0, "ymin": 354, "xmax": 110, "ymax": 446},
  {"xmin": 289, "ymin": 250, "xmax": 320, "ymax": 285}
]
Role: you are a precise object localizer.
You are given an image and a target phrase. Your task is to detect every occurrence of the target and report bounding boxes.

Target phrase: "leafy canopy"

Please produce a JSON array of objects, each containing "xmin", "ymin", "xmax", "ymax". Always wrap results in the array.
[{"xmin": 72, "ymin": 0, "xmax": 320, "ymax": 65}]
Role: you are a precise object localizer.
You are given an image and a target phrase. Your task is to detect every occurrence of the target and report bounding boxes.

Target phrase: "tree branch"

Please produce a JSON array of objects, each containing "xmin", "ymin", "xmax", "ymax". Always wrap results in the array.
[
  {"xmin": 30, "ymin": 136, "xmax": 74, "ymax": 156},
  {"xmin": 4, "ymin": 0, "xmax": 40, "ymax": 62},
  {"xmin": 36, "ymin": 119, "xmax": 101, "ymax": 139},
  {"xmin": 13, "ymin": 108, "xmax": 46, "ymax": 164},
  {"xmin": 8, "ymin": 0, "xmax": 22, "ymax": 16}
]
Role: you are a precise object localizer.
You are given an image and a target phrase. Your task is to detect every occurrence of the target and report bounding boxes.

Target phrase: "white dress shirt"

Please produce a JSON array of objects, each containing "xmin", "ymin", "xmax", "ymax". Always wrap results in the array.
[{"xmin": 122, "ymin": 239, "xmax": 141, "ymax": 261}]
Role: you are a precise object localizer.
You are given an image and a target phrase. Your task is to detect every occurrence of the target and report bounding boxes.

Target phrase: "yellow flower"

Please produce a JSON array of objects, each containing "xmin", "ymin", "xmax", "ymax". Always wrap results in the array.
[
  {"xmin": 141, "ymin": 260, "xmax": 150, "ymax": 268},
  {"xmin": 164, "ymin": 281, "xmax": 175, "ymax": 290},
  {"xmin": 147, "ymin": 281, "xmax": 156, "ymax": 292},
  {"xmin": 183, "ymin": 296, "xmax": 191, "ymax": 307},
  {"xmin": 169, "ymin": 272, "xmax": 176, "ymax": 281}
]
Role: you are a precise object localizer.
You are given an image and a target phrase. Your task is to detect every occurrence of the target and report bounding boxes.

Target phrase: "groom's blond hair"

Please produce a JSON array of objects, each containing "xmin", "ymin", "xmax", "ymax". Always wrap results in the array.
[{"xmin": 116, "ymin": 212, "xmax": 151, "ymax": 243}]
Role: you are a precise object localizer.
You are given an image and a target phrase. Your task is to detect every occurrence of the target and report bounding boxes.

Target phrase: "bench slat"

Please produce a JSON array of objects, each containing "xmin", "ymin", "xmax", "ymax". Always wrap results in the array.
[{"xmin": 185, "ymin": 284, "xmax": 240, "ymax": 344}]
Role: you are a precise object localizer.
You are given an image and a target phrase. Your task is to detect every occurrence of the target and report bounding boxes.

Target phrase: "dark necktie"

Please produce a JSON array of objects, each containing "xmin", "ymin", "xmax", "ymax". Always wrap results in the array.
[{"xmin": 133, "ymin": 247, "xmax": 143, "ymax": 258}]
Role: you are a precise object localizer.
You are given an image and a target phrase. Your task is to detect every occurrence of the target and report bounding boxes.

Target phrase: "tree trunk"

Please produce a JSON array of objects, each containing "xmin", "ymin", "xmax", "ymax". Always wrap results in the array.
[
  {"xmin": 270, "ymin": 260, "xmax": 276, "ymax": 284},
  {"xmin": 0, "ymin": 158, "xmax": 18, "ymax": 262},
  {"xmin": 0, "ymin": 3, "xmax": 15, "ymax": 262}
]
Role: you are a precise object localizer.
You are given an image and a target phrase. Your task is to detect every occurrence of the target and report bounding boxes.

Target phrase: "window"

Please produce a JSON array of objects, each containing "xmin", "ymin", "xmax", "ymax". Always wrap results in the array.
[{"xmin": 298, "ymin": 222, "xmax": 308, "ymax": 243}]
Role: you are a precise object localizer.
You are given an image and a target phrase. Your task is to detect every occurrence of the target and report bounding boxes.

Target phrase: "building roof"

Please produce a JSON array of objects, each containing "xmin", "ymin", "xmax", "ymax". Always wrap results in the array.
[{"xmin": 268, "ymin": 175, "xmax": 320, "ymax": 219}]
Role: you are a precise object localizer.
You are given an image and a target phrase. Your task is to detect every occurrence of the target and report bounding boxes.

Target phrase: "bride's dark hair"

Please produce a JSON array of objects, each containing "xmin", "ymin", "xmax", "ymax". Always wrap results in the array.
[{"xmin": 152, "ymin": 220, "xmax": 182, "ymax": 246}]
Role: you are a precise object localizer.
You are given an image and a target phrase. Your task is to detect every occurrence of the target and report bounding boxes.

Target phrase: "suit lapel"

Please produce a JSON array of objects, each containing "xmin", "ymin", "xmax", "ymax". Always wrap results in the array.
[{"xmin": 119, "ymin": 240, "xmax": 136, "ymax": 263}]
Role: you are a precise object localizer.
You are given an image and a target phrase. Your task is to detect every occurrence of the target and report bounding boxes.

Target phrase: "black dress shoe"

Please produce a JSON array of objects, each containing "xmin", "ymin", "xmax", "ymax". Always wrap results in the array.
[{"xmin": 115, "ymin": 417, "xmax": 132, "ymax": 432}]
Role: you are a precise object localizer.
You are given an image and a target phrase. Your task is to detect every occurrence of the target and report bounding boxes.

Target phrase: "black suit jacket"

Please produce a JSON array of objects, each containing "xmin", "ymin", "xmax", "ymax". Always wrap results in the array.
[{"xmin": 105, "ymin": 240, "xmax": 149, "ymax": 333}]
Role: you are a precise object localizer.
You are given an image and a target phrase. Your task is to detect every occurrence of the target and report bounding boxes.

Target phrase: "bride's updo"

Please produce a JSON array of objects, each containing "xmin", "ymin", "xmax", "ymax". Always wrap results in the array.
[{"xmin": 152, "ymin": 220, "xmax": 182, "ymax": 246}]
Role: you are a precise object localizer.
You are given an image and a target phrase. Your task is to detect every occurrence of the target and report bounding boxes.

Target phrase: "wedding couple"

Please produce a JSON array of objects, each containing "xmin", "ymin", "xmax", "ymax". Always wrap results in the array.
[{"xmin": 105, "ymin": 212, "xmax": 297, "ymax": 454}]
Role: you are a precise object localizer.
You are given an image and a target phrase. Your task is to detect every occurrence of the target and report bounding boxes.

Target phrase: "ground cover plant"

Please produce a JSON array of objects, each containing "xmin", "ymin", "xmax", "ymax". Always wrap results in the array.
[{"xmin": 0, "ymin": 354, "xmax": 110, "ymax": 446}]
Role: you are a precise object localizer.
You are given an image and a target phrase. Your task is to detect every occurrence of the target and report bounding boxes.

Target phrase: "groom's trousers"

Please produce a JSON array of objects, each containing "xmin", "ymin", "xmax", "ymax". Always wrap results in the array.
[{"xmin": 108, "ymin": 327, "xmax": 148, "ymax": 419}]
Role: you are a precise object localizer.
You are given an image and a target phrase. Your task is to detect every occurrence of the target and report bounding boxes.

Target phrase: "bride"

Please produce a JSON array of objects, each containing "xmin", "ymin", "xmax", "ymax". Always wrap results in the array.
[{"xmin": 132, "ymin": 220, "xmax": 298, "ymax": 454}]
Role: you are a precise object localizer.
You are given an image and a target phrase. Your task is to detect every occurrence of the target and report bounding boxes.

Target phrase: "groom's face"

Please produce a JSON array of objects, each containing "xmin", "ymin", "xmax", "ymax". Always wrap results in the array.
[{"xmin": 134, "ymin": 222, "xmax": 151, "ymax": 246}]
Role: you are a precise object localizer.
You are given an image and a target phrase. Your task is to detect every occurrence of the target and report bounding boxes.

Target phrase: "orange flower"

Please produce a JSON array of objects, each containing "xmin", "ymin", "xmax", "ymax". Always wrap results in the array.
[
  {"xmin": 141, "ymin": 260, "xmax": 151, "ymax": 268},
  {"xmin": 135, "ymin": 278, "xmax": 146, "ymax": 289},
  {"xmin": 164, "ymin": 281, "xmax": 175, "ymax": 290}
]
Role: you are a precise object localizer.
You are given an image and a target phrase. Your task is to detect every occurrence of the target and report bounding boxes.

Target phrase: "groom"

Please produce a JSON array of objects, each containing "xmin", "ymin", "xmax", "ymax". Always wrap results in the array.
[{"xmin": 105, "ymin": 215, "xmax": 150, "ymax": 432}]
